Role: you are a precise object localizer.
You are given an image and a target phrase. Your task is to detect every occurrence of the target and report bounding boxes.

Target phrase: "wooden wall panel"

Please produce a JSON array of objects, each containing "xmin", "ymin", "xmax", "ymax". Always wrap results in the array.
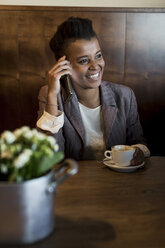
[
  {"xmin": 98, "ymin": 13, "xmax": 126, "ymax": 83},
  {"xmin": 0, "ymin": 77, "xmax": 22, "ymax": 130},
  {"xmin": 0, "ymin": 7, "xmax": 165, "ymax": 155},
  {"xmin": 125, "ymin": 13, "xmax": 165, "ymax": 155}
]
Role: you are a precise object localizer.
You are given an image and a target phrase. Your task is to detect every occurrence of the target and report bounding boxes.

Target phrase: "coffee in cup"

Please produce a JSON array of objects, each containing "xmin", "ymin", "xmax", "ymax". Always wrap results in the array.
[{"xmin": 104, "ymin": 145, "xmax": 135, "ymax": 166}]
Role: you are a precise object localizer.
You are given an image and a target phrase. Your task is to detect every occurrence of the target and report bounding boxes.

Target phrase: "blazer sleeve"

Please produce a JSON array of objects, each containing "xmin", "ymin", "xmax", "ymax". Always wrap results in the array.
[
  {"xmin": 126, "ymin": 88, "xmax": 146, "ymax": 145},
  {"xmin": 36, "ymin": 85, "xmax": 65, "ymax": 152}
]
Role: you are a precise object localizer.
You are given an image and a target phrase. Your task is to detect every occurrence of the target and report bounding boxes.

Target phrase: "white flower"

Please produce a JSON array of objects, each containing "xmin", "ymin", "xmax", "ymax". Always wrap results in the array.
[
  {"xmin": 13, "ymin": 126, "xmax": 30, "ymax": 138},
  {"xmin": 34, "ymin": 132, "xmax": 46, "ymax": 140},
  {"xmin": 1, "ymin": 131, "xmax": 16, "ymax": 144},
  {"xmin": 13, "ymin": 149, "xmax": 32, "ymax": 168},
  {"xmin": 31, "ymin": 129, "xmax": 38, "ymax": 135},
  {"xmin": 20, "ymin": 126, "xmax": 30, "ymax": 133},
  {"xmin": 22, "ymin": 130, "xmax": 34, "ymax": 139},
  {"xmin": 54, "ymin": 144, "xmax": 59, "ymax": 152},
  {"xmin": 13, "ymin": 129, "xmax": 22, "ymax": 138},
  {"xmin": 47, "ymin": 136, "xmax": 56, "ymax": 146}
]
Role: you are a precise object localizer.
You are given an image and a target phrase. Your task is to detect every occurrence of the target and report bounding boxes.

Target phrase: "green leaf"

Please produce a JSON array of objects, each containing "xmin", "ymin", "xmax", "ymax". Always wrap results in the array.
[{"xmin": 34, "ymin": 152, "xmax": 64, "ymax": 177}]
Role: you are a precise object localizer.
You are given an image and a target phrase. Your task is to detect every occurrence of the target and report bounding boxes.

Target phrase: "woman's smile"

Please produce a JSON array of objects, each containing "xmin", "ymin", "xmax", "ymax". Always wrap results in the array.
[{"xmin": 87, "ymin": 72, "xmax": 100, "ymax": 79}]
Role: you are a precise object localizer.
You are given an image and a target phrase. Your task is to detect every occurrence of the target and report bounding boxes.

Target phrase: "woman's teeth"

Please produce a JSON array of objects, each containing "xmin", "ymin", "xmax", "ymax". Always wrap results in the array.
[{"xmin": 88, "ymin": 73, "xmax": 99, "ymax": 79}]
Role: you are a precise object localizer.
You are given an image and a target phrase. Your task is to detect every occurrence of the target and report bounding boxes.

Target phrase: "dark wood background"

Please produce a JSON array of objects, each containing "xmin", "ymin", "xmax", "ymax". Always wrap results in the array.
[{"xmin": 0, "ymin": 6, "xmax": 165, "ymax": 155}]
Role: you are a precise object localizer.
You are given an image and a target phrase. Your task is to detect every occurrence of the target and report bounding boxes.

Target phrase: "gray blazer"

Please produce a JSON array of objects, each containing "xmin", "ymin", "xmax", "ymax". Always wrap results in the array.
[{"xmin": 38, "ymin": 81, "xmax": 146, "ymax": 160}]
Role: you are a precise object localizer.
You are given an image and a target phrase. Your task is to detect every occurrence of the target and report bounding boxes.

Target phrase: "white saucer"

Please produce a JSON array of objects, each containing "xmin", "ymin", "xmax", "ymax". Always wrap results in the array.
[{"xmin": 103, "ymin": 159, "xmax": 145, "ymax": 173}]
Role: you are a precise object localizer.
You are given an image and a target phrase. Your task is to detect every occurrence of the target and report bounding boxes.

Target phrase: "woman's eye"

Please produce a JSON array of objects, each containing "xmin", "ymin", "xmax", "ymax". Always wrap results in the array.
[
  {"xmin": 96, "ymin": 53, "xmax": 102, "ymax": 59},
  {"xmin": 78, "ymin": 59, "xmax": 89, "ymax": 65}
]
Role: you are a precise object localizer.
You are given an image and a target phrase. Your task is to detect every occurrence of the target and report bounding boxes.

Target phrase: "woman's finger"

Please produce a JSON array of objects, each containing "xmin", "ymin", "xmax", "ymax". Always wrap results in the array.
[
  {"xmin": 50, "ymin": 64, "xmax": 72, "ymax": 75},
  {"xmin": 49, "ymin": 56, "xmax": 70, "ymax": 73}
]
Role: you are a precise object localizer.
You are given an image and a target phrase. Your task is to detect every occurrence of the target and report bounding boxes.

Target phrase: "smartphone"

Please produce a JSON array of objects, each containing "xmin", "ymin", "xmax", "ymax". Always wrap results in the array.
[{"xmin": 60, "ymin": 74, "xmax": 73, "ymax": 102}]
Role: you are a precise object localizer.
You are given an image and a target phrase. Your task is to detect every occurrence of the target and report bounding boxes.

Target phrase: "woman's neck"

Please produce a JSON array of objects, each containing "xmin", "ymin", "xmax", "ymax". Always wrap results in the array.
[{"xmin": 76, "ymin": 88, "xmax": 101, "ymax": 109}]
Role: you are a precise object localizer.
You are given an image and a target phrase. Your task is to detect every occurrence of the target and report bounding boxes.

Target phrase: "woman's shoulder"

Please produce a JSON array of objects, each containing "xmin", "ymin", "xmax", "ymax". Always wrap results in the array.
[
  {"xmin": 100, "ymin": 81, "xmax": 136, "ymax": 107},
  {"xmin": 101, "ymin": 80, "xmax": 134, "ymax": 96}
]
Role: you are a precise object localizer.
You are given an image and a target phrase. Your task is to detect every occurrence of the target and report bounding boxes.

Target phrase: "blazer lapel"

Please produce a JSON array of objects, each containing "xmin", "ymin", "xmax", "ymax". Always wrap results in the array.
[
  {"xmin": 100, "ymin": 83, "xmax": 118, "ymax": 147},
  {"xmin": 63, "ymin": 91, "xmax": 86, "ymax": 144}
]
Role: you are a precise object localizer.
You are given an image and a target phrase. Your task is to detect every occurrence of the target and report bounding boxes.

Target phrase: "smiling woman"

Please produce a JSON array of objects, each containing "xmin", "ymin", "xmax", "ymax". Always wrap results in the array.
[{"xmin": 36, "ymin": 16, "xmax": 150, "ymax": 162}]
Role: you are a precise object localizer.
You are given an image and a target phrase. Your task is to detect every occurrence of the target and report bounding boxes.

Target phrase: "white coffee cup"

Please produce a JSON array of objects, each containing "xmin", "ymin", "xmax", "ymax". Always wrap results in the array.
[{"xmin": 104, "ymin": 145, "xmax": 135, "ymax": 166}]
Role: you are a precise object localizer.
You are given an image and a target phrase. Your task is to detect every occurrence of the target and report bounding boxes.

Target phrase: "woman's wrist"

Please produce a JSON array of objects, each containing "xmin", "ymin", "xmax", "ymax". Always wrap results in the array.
[
  {"xmin": 47, "ymin": 92, "xmax": 58, "ymax": 102},
  {"xmin": 46, "ymin": 93, "xmax": 59, "ymax": 115},
  {"xmin": 46, "ymin": 102, "xmax": 58, "ymax": 107},
  {"xmin": 46, "ymin": 92, "xmax": 58, "ymax": 105}
]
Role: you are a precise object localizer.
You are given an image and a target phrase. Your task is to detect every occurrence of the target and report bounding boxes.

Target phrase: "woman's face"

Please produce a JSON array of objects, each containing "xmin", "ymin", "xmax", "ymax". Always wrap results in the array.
[{"xmin": 66, "ymin": 37, "xmax": 105, "ymax": 90}]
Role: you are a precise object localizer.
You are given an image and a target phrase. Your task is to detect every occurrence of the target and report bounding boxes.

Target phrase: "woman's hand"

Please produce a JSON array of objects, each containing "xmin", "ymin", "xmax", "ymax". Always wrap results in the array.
[
  {"xmin": 47, "ymin": 56, "xmax": 72, "ymax": 96},
  {"xmin": 45, "ymin": 56, "xmax": 72, "ymax": 116},
  {"xmin": 131, "ymin": 147, "xmax": 145, "ymax": 166}
]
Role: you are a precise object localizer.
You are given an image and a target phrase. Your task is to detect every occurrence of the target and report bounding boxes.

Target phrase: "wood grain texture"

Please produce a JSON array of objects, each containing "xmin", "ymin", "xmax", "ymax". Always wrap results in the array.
[
  {"xmin": 3, "ymin": 157, "xmax": 165, "ymax": 248},
  {"xmin": 0, "ymin": 7, "xmax": 165, "ymax": 155}
]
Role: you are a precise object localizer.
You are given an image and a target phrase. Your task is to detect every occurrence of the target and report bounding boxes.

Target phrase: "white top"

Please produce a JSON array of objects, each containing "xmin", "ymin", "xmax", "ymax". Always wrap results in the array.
[{"xmin": 79, "ymin": 103, "xmax": 105, "ymax": 160}]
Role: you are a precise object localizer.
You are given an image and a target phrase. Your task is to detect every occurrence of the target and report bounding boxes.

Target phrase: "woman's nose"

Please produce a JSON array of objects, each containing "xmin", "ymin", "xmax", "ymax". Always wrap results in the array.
[{"xmin": 89, "ymin": 60, "xmax": 98, "ymax": 70}]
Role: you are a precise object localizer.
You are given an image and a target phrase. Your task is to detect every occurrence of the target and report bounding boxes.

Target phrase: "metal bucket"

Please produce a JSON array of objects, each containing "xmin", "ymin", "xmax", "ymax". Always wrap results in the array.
[{"xmin": 0, "ymin": 159, "xmax": 78, "ymax": 245}]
